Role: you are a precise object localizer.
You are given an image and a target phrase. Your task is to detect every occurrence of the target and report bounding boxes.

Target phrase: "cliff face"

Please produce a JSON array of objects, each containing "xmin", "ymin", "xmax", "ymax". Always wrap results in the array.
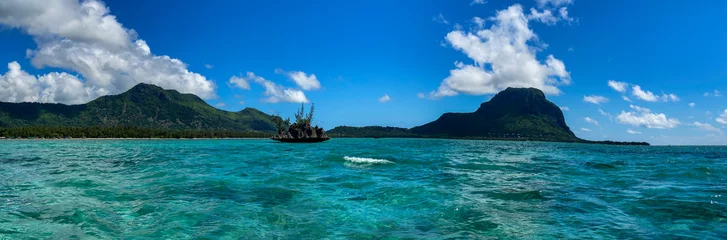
[{"xmin": 410, "ymin": 87, "xmax": 578, "ymax": 141}]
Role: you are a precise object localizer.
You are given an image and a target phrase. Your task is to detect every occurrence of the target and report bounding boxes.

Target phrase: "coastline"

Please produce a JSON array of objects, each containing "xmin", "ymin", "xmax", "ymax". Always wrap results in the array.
[{"xmin": 0, "ymin": 136, "xmax": 648, "ymax": 145}]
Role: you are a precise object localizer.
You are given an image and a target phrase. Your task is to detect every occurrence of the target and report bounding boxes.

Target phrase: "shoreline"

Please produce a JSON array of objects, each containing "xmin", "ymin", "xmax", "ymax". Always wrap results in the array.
[{"xmin": 0, "ymin": 137, "xmax": 271, "ymax": 140}]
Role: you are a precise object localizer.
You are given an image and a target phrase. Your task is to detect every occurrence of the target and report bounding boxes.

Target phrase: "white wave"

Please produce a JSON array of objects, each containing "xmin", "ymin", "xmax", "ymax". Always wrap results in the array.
[{"xmin": 343, "ymin": 156, "xmax": 394, "ymax": 164}]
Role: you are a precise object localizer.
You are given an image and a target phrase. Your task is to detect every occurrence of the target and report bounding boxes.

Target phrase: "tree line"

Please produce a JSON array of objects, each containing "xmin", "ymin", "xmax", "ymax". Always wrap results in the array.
[{"xmin": 0, "ymin": 126, "xmax": 273, "ymax": 139}]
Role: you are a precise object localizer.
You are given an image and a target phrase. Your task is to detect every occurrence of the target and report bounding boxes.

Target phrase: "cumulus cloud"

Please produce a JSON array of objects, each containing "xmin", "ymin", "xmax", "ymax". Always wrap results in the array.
[
  {"xmin": 607, "ymin": 80, "xmax": 628, "ymax": 93},
  {"xmin": 0, "ymin": 0, "xmax": 216, "ymax": 104},
  {"xmin": 626, "ymin": 129, "xmax": 642, "ymax": 134},
  {"xmin": 238, "ymin": 72, "xmax": 308, "ymax": 103},
  {"xmin": 429, "ymin": 5, "xmax": 571, "ymax": 98},
  {"xmin": 693, "ymin": 122, "xmax": 721, "ymax": 133},
  {"xmin": 616, "ymin": 107, "xmax": 680, "ymax": 129},
  {"xmin": 536, "ymin": 0, "xmax": 573, "ymax": 8},
  {"xmin": 275, "ymin": 69, "xmax": 321, "ymax": 90},
  {"xmin": 716, "ymin": 110, "xmax": 727, "ymax": 125},
  {"xmin": 688, "ymin": 102, "xmax": 695, "ymax": 108},
  {"xmin": 228, "ymin": 75, "xmax": 251, "ymax": 90},
  {"xmin": 0, "ymin": 61, "xmax": 94, "ymax": 104},
  {"xmin": 628, "ymin": 85, "xmax": 679, "ymax": 102},
  {"xmin": 379, "ymin": 94, "xmax": 391, "ymax": 103},
  {"xmin": 631, "ymin": 85, "xmax": 659, "ymax": 102},
  {"xmin": 704, "ymin": 90, "xmax": 722, "ymax": 97},
  {"xmin": 528, "ymin": 9, "xmax": 558, "ymax": 25},
  {"xmin": 584, "ymin": 117, "xmax": 599, "ymax": 127},
  {"xmin": 472, "ymin": 17, "xmax": 485, "ymax": 28},
  {"xmin": 581, "ymin": 128, "xmax": 591, "ymax": 132},
  {"xmin": 583, "ymin": 95, "xmax": 608, "ymax": 104}
]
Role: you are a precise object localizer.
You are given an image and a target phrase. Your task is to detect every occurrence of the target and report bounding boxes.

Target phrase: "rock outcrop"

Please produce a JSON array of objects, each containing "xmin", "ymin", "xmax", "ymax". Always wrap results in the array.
[{"xmin": 272, "ymin": 122, "xmax": 329, "ymax": 143}]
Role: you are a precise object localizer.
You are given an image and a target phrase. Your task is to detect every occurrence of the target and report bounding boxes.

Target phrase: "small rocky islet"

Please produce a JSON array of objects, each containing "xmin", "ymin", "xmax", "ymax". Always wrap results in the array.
[{"xmin": 271, "ymin": 103, "xmax": 329, "ymax": 143}]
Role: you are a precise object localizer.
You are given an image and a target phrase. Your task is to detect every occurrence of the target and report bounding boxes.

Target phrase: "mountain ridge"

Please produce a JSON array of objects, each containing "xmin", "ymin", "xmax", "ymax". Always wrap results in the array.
[{"xmin": 0, "ymin": 83, "xmax": 277, "ymax": 132}]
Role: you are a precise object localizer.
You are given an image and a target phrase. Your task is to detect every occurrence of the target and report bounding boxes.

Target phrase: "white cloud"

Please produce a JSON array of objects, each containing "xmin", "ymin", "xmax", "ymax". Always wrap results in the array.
[
  {"xmin": 558, "ymin": 7, "xmax": 573, "ymax": 23},
  {"xmin": 430, "ymin": 5, "xmax": 571, "ymax": 98},
  {"xmin": 581, "ymin": 128, "xmax": 591, "ymax": 132},
  {"xmin": 627, "ymin": 85, "xmax": 678, "ymax": 102},
  {"xmin": 0, "ymin": 0, "xmax": 216, "ymax": 104},
  {"xmin": 629, "ymin": 104, "xmax": 651, "ymax": 113},
  {"xmin": 275, "ymin": 69, "xmax": 321, "ymax": 91},
  {"xmin": 716, "ymin": 110, "xmax": 727, "ymax": 125},
  {"xmin": 417, "ymin": 93, "xmax": 426, "ymax": 99},
  {"xmin": 528, "ymin": 9, "xmax": 558, "ymax": 25},
  {"xmin": 583, "ymin": 95, "xmax": 608, "ymax": 104},
  {"xmin": 693, "ymin": 122, "xmax": 721, "ymax": 133},
  {"xmin": 607, "ymin": 80, "xmax": 628, "ymax": 93},
  {"xmin": 704, "ymin": 90, "xmax": 722, "ymax": 97},
  {"xmin": 471, "ymin": 0, "xmax": 486, "ymax": 5},
  {"xmin": 622, "ymin": 96, "xmax": 632, "ymax": 102},
  {"xmin": 379, "ymin": 94, "xmax": 391, "ymax": 103},
  {"xmin": 626, "ymin": 129, "xmax": 642, "ymax": 134},
  {"xmin": 434, "ymin": 13, "xmax": 449, "ymax": 25},
  {"xmin": 560, "ymin": 106, "xmax": 569, "ymax": 111},
  {"xmin": 689, "ymin": 102, "xmax": 695, "ymax": 108},
  {"xmin": 584, "ymin": 117, "xmax": 599, "ymax": 127},
  {"xmin": 205, "ymin": 64, "xmax": 214, "ymax": 69},
  {"xmin": 240, "ymin": 72, "xmax": 308, "ymax": 103},
  {"xmin": 0, "ymin": 61, "xmax": 94, "ymax": 104},
  {"xmin": 631, "ymin": 85, "xmax": 659, "ymax": 102},
  {"xmin": 616, "ymin": 108, "xmax": 680, "ymax": 129},
  {"xmin": 661, "ymin": 93, "xmax": 679, "ymax": 102},
  {"xmin": 215, "ymin": 102, "xmax": 226, "ymax": 108},
  {"xmin": 598, "ymin": 109, "xmax": 613, "ymax": 121},
  {"xmin": 472, "ymin": 17, "xmax": 485, "ymax": 28},
  {"xmin": 536, "ymin": 0, "xmax": 573, "ymax": 8},
  {"xmin": 228, "ymin": 75, "xmax": 251, "ymax": 90}
]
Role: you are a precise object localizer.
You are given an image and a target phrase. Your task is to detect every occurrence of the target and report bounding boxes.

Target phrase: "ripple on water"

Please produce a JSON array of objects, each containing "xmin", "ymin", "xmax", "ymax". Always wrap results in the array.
[{"xmin": 0, "ymin": 139, "xmax": 725, "ymax": 239}]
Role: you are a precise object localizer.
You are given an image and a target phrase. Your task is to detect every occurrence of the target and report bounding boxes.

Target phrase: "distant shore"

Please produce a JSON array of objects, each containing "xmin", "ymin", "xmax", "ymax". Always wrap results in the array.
[{"xmin": 0, "ymin": 137, "xmax": 269, "ymax": 140}]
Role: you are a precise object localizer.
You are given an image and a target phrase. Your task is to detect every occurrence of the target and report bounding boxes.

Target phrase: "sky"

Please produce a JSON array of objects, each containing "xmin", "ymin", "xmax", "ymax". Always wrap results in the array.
[{"xmin": 0, "ymin": 0, "xmax": 726, "ymax": 145}]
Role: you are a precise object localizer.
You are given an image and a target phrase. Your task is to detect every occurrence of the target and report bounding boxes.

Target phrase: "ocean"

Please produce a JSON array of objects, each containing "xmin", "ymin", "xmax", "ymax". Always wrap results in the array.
[{"xmin": 0, "ymin": 139, "xmax": 725, "ymax": 239}]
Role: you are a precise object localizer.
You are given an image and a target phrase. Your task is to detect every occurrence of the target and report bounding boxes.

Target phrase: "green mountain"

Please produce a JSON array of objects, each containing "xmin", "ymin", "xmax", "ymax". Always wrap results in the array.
[
  {"xmin": 0, "ymin": 83, "xmax": 276, "ymax": 132},
  {"xmin": 330, "ymin": 87, "xmax": 648, "ymax": 145},
  {"xmin": 410, "ymin": 87, "xmax": 577, "ymax": 141}
]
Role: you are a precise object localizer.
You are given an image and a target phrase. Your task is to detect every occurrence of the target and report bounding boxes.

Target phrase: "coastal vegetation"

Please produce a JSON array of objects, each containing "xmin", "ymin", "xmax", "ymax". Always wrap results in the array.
[
  {"xmin": 0, "ymin": 126, "xmax": 272, "ymax": 139},
  {"xmin": 272, "ymin": 103, "xmax": 329, "ymax": 142}
]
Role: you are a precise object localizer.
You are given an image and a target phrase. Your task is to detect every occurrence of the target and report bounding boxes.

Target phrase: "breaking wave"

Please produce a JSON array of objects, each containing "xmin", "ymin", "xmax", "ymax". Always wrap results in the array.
[{"xmin": 343, "ymin": 156, "xmax": 394, "ymax": 164}]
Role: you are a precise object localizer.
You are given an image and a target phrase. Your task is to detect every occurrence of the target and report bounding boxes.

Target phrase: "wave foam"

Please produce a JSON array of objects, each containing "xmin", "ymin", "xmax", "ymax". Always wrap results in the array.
[{"xmin": 343, "ymin": 156, "xmax": 394, "ymax": 164}]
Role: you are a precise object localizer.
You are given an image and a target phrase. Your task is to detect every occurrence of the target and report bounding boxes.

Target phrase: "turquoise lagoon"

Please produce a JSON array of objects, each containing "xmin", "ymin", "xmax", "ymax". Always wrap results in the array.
[{"xmin": 0, "ymin": 139, "xmax": 725, "ymax": 239}]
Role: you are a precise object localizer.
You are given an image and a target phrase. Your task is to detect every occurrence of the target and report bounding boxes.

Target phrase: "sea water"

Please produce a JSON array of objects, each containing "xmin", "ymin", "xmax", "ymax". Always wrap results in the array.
[{"xmin": 0, "ymin": 139, "xmax": 725, "ymax": 239}]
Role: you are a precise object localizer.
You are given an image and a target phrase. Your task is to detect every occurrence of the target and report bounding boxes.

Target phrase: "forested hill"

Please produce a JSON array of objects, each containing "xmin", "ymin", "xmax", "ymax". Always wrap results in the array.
[
  {"xmin": 329, "ymin": 88, "xmax": 649, "ymax": 145},
  {"xmin": 0, "ymin": 83, "xmax": 277, "ymax": 132}
]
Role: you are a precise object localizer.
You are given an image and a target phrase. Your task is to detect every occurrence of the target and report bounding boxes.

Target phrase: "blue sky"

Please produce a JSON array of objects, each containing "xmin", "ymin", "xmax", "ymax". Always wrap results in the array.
[{"xmin": 0, "ymin": 0, "xmax": 726, "ymax": 145}]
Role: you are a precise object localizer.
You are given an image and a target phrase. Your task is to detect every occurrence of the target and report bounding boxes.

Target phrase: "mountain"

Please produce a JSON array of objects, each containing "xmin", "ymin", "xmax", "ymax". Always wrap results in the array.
[
  {"xmin": 410, "ymin": 87, "xmax": 577, "ymax": 141},
  {"xmin": 0, "ymin": 83, "xmax": 277, "ymax": 132},
  {"xmin": 329, "ymin": 87, "xmax": 648, "ymax": 145}
]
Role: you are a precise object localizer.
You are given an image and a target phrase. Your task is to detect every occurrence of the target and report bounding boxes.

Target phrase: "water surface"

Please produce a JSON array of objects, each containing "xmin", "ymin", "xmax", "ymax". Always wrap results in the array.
[{"xmin": 0, "ymin": 139, "xmax": 725, "ymax": 239}]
